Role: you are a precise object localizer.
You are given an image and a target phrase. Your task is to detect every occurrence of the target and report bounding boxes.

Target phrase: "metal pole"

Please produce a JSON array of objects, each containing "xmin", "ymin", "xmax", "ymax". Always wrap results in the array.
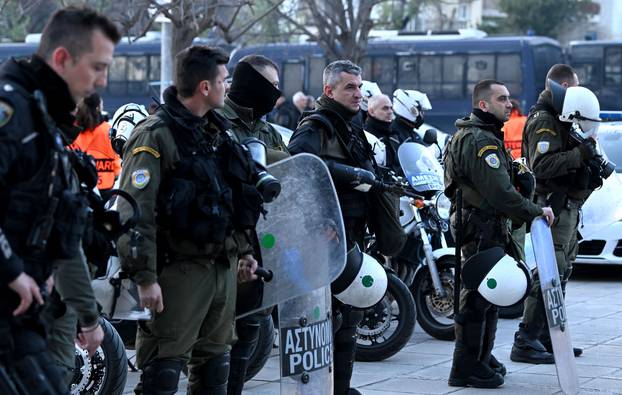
[{"xmin": 160, "ymin": 20, "xmax": 173, "ymax": 100}]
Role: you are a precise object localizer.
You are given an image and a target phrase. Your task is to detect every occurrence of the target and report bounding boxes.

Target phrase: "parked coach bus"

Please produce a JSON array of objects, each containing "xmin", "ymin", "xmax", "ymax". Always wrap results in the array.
[
  {"xmin": 230, "ymin": 35, "xmax": 563, "ymax": 131},
  {"xmin": 568, "ymin": 39, "xmax": 622, "ymax": 113}
]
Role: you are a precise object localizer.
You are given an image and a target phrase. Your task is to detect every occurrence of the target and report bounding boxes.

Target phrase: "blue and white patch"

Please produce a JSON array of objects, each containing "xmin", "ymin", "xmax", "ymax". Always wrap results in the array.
[
  {"xmin": 484, "ymin": 153, "xmax": 500, "ymax": 169},
  {"xmin": 537, "ymin": 141, "xmax": 550, "ymax": 154},
  {"xmin": 131, "ymin": 169, "xmax": 150, "ymax": 189}
]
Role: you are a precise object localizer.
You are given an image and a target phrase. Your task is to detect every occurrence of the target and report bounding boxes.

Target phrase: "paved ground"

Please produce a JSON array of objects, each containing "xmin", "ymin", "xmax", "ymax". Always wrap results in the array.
[{"xmin": 123, "ymin": 265, "xmax": 622, "ymax": 394}]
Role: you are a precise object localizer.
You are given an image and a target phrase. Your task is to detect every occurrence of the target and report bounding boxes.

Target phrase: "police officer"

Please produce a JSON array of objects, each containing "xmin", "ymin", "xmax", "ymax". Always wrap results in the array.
[
  {"xmin": 117, "ymin": 45, "xmax": 263, "ymax": 395},
  {"xmin": 365, "ymin": 93, "xmax": 401, "ymax": 173},
  {"xmin": 444, "ymin": 79, "xmax": 554, "ymax": 388},
  {"xmin": 511, "ymin": 64, "xmax": 588, "ymax": 364},
  {"xmin": 391, "ymin": 89, "xmax": 431, "ymax": 144},
  {"xmin": 217, "ymin": 54, "xmax": 288, "ymax": 394},
  {"xmin": 289, "ymin": 60, "xmax": 403, "ymax": 395},
  {"xmin": 0, "ymin": 6, "xmax": 119, "ymax": 394}
]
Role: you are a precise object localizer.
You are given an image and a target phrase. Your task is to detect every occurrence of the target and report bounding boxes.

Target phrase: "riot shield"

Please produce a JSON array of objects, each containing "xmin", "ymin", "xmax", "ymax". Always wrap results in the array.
[
  {"xmin": 239, "ymin": 153, "xmax": 347, "ymax": 317},
  {"xmin": 279, "ymin": 287, "xmax": 333, "ymax": 394},
  {"xmin": 530, "ymin": 218, "xmax": 579, "ymax": 395}
]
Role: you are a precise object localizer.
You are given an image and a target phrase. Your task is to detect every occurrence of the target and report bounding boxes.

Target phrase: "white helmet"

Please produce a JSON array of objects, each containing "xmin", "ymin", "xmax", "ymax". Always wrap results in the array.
[
  {"xmin": 393, "ymin": 89, "xmax": 432, "ymax": 124},
  {"xmin": 364, "ymin": 131, "xmax": 386, "ymax": 166},
  {"xmin": 110, "ymin": 103, "xmax": 150, "ymax": 157},
  {"xmin": 462, "ymin": 247, "xmax": 531, "ymax": 307},
  {"xmin": 360, "ymin": 80, "xmax": 382, "ymax": 112},
  {"xmin": 549, "ymin": 79, "xmax": 601, "ymax": 138},
  {"xmin": 332, "ymin": 244, "xmax": 388, "ymax": 309}
]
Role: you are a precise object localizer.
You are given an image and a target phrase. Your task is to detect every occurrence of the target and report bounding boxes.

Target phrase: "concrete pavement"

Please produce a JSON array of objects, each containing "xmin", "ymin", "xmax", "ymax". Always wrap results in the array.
[{"xmin": 123, "ymin": 266, "xmax": 622, "ymax": 394}]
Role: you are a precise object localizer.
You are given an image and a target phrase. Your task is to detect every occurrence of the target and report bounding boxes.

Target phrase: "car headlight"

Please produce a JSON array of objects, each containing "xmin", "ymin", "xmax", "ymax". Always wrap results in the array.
[{"xmin": 434, "ymin": 192, "xmax": 451, "ymax": 221}]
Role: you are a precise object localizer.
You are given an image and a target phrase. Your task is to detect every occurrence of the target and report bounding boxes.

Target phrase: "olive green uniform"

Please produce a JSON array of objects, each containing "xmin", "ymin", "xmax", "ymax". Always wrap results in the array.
[
  {"xmin": 218, "ymin": 96, "xmax": 290, "ymax": 395},
  {"xmin": 518, "ymin": 90, "xmax": 591, "ymax": 350},
  {"xmin": 444, "ymin": 112, "xmax": 542, "ymax": 385},
  {"xmin": 117, "ymin": 91, "xmax": 253, "ymax": 393}
]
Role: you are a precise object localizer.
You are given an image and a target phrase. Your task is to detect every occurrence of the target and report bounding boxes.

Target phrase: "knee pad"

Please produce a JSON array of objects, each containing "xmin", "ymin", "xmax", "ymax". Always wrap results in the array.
[
  {"xmin": 191, "ymin": 353, "xmax": 230, "ymax": 394},
  {"xmin": 142, "ymin": 358, "xmax": 185, "ymax": 395}
]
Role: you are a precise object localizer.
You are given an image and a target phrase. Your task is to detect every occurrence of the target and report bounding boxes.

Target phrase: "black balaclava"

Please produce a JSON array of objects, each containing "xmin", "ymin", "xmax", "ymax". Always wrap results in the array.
[{"xmin": 228, "ymin": 61, "xmax": 281, "ymax": 119}]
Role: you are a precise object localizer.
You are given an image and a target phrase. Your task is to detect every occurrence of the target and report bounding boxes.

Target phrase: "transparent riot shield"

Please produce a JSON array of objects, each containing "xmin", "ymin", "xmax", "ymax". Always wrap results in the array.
[
  {"xmin": 279, "ymin": 287, "xmax": 334, "ymax": 394},
  {"xmin": 530, "ymin": 218, "xmax": 579, "ymax": 395},
  {"xmin": 239, "ymin": 153, "xmax": 347, "ymax": 317}
]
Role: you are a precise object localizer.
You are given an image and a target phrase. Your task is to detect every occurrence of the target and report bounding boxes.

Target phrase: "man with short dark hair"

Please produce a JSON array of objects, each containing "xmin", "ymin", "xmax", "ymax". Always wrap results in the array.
[
  {"xmin": 510, "ymin": 64, "xmax": 588, "ymax": 364},
  {"xmin": 217, "ymin": 53, "xmax": 288, "ymax": 394},
  {"xmin": 0, "ymin": 6, "xmax": 119, "ymax": 393},
  {"xmin": 444, "ymin": 79, "xmax": 554, "ymax": 388},
  {"xmin": 289, "ymin": 60, "xmax": 404, "ymax": 395},
  {"xmin": 117, "ymin": 45, "xmax": 262, "ymax": 394}
]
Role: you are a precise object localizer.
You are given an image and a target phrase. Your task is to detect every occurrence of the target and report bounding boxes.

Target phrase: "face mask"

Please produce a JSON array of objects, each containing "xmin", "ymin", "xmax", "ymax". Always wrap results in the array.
[{"xmin": 228, "ymin": 62, "xmax": 282, "ymax": 119}]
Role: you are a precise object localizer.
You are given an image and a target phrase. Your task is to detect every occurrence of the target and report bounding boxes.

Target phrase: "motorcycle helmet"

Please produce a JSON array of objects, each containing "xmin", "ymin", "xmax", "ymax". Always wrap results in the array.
[
  {"xmin": 549, "ymin": 79, "xmax": 601, "ymax": 139},
  {"xmin": 332, "ymin": 244, "xmax": 388, "ymax": 309},
  {"xmin": 364, "ymin": 130, "xmax": 386, "ymax": 166},
  {"xmin": 393, "ymin": 89, "xmax": 432, "ymax": 128},
  {"xmin": 462, "ymin": 247, "xmax": 531, "ymax": 307},
  {"xmin": 109, "ymin": 103, "xmax": 150, "ymax": 157},
  {"xmin": 360, "ymin": 80, "xmax": 382, "ymax": 112}
]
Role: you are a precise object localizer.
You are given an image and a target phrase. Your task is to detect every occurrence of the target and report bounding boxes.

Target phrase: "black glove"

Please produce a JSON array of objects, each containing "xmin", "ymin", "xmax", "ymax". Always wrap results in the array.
[
  {"xmin": 578, "ymin": 138, "xmax": 597, "ymax": 160},
  {"xmin": 514, "ymin": 171, "xmax": 535, "ymax": 199}
]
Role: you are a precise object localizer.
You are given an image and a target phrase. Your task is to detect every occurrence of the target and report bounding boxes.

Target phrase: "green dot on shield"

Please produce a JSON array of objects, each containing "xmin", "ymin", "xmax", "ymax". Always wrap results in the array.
[
  {"xmin": 313, "ymin": 306, "xmax": 321, "ymax": 320},
  {"xmin": 261, "ymin": 234, "xmax": 276, "ymax": 249},
  {"xmin": 487, "ymin": 278, "xmax": 497, "ymax": 289},
  {"xmin": 362, "ymin": 275, "xmax": 374, "ymax": 288}
]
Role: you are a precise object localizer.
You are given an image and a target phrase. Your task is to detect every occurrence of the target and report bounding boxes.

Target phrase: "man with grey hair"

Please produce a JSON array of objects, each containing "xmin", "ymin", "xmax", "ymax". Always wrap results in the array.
[
  {"xmin": 292, "ymin": 91, "xmax": 307, "ymax": 113},
  {"xmin": 289, "ymin": 60, "xmax": 404, "ymax": 395}
]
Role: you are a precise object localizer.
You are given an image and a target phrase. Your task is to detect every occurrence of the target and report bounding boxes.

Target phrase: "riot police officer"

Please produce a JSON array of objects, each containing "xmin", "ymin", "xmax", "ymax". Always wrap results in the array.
[
  {"xmin": 116, "ymin": 45, "xmax": 263, "ymax": 395},
  {"xmin": 511, "ymin": 64, "xmax": 589, "ymax": 364},
  {"xmin": 0, "ymin": 6, "xmax": 119, "ymax": 394},
  {"xmin": 444, "ymin": 79, "xmax": 554, "ymax": 388},
  {"xmin": 288, "ymin": 60, "xmax": 404, "ymax": 395},
  {"xmin": 217, "ymin": 54, "xmax": 288, "ymax": 394}
]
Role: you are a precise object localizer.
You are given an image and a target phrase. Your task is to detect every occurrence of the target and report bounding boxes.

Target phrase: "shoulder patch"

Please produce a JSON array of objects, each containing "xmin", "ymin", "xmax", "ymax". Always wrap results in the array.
[
  {"xmin": 484, "ymin": 153, "xmax": 501, "ymax": 169},
  {"xmin": 131, "ymin": 169, "xmax": 151, "ymax": 189},
  {"xmin": 0, "ymin": 100, "xmax": 14, "ymax": 128},
  {"xmin": 536, "ymin": 141, "xmax": 550, "ymax": 154},
  {"xmin": 535, "ymin": 128, "xmax": 556, "ymax": 136},
  {"xmin": 132, "ymin": 146, "xmax": 161, "ymax": 158},
  {"xmin": 477, "ymin": 145, "xmax": 498, "ymax": 157}
]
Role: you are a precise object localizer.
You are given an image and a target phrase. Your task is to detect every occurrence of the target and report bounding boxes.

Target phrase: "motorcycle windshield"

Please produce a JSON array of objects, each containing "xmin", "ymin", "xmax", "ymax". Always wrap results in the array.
[{"xmin": 398, "ymin": 142, "xmax": 444, "ymax": 192}]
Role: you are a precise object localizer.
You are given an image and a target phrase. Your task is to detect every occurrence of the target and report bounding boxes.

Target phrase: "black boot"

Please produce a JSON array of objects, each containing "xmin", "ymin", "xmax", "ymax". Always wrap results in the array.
[
  {"xmin": 227, "ymin": 316, "xmax": 262, "ymax": 395},
  {"xmin": 510, "ymin": 324, "xmax": 554, "ymax": 364},
  {"xmin": 188, "ymin": 353, "xmax": 230, "ymax": 395},
  {"xmin": 478, "ymin": 307, "xmax": 506, "ymax": 376},
  {"xmin": 540, "ymin": 333, "xmax": 583, "ymax": 357},
  {"xmin": 448, "ymin": 318, "xmax": 504, "ymax": 388},
  {"xmin": 140, "ymin": 358, "xmax": 185, "ymax": 395},
  {"xmin": 333, "ymin": 306, "xmax": 363, "ymax": 395}
]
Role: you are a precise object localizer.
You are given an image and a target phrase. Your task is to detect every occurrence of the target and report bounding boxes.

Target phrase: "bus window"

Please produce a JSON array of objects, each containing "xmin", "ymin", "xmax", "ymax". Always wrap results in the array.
[
  {"xmin": 574, "ymin": 62, "xmax": 600, "ymax": 89},
  {"xmin": 397, "ymin": 56, "xmax": 418, "ymax": 89},
  {"xmin": 419, "ymin": 55, "xmax": 442, "ymax": 98},
  {"xmin": 128, "ymin": 56, "xmax": 148, "ymax": 94},
  {"xmin": 149, "ymin": 55, "xmax": 161, "ymax": 82},
  {"xmin": 371, "ymin": 56, "xmax": 395, "ymax": 94},
  {"xmin": 532, "ymin": 45, "xmax": 563, "ymax": 88},
  {"xmin": 467, "ymin": 54, "xmax": 494, "ymax": 93},
  {"xmin": 442, "ymin": 55, "xmax": 465, "ymax": 99},
  {"xmin": 360, "ymin": 57, "xmax": 372, "ymax": 82},
  {"xmin": 108, "ymin": 56, "xmax": 127, "ymax": 96},
  {"xmin": 497, "ymin": 54, "xmax": 522, "ymax": 96},
  {"xmin": 308, "ymin": 56, "xmax": 325, "ymax": 97},
  {"xmin": 605, "ymin": 47, "xmax": 622, "ymax": 86},
  {"xmin": 282, "ymin": 61, "xmax": 304, "ymax": 98}
]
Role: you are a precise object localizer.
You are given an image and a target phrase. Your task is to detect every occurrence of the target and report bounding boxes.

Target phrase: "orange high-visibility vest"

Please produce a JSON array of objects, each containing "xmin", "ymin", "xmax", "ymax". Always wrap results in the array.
[
  {"xmin": 69, "ymin": 121, "xmax": 121, "ymax": 190},
  {"xmin": 503, "ymin": 113, "xmax": 527, "ymax": 160}
]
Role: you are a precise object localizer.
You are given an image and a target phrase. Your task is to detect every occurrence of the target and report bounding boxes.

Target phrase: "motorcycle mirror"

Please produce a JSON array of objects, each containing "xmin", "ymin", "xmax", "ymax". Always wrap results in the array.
[{"xmin": 423, "ymin": 129, "xmax": 438, "ymax": 145}]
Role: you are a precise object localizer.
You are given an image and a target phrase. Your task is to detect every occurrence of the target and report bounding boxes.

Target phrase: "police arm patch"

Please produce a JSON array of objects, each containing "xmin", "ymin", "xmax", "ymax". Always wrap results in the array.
[
  {"xmin": 131, "ymin": 169, "xmax": 151, "ymax": 189},
  {"xmin": 536, "ymin": 141, "xmax": 550, "ymax": 154},
  {"xmin": 484, "ymin": 153, "xmax": 501, "ymax": 169},
  {"xmin": 477, "ymin": 145, "xmax": 498, "ymax": 157},
  {"xmin": 0, "ymin": 100, "xmax": 14, "ymax": 128},
  {"xmin": 132, "ymin": 146, "xmax": 161, "ymax": 158},
  {"xmin": 535, "ymin": 128, "xmax": 556, "ymax": 136}
]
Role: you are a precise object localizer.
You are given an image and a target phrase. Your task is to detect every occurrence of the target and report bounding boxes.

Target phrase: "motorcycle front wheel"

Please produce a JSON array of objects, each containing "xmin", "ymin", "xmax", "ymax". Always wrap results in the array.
[
  {"xmin": 355, "ymin": 272, "xmax": 416, "ymax": 362},
  {"xmin": 412, "ymin": 256, "xmax": 456, "ymax": 341},
  {"xmin": 71, "ymin": 318, "xmax": 128, "ymax": 395}
]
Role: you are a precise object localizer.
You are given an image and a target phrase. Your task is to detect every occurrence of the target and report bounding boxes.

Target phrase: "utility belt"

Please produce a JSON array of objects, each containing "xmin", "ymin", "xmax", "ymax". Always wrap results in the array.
[
  {"xmin": 460, "ymin": 207, "xmax": 510, "ymax": 248},
  {"xmin": 156, "ymin": 231, "xmax": 238, "ymax": 272},
  {"xmin": 536, "ymin": 193, "xmax": 582, "ymax": 215}
]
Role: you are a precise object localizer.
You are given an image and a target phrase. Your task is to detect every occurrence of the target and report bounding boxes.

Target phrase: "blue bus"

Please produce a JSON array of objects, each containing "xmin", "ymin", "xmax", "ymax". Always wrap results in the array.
[
  {"xmin": 230, "ymin": 36, "xmax": 563, "ymax": 131},
  {"xmin": 568, "ymin": 39, "xmax": 622, "ymax": 112}
]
